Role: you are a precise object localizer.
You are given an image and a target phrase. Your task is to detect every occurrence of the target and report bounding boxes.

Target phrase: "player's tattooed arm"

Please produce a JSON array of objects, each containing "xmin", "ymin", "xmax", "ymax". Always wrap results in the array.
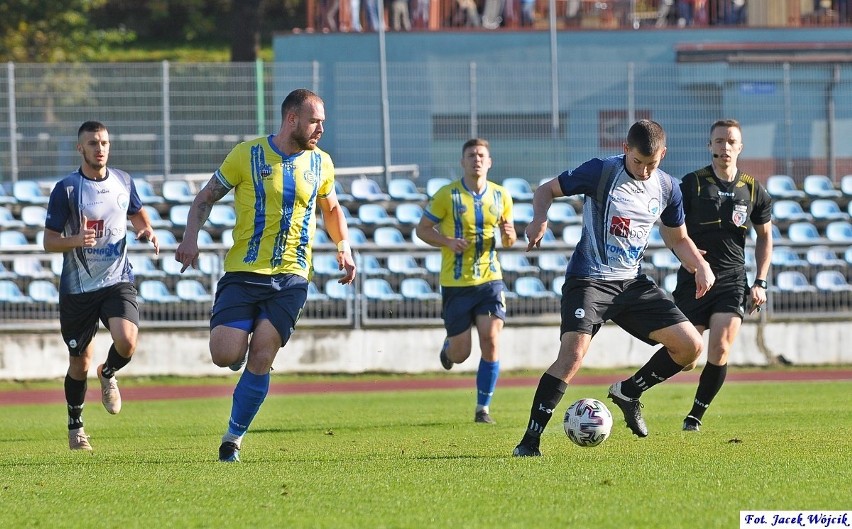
[{"xmin": 192, "ymin": 176, "xmax": 230, "ymax": 225}]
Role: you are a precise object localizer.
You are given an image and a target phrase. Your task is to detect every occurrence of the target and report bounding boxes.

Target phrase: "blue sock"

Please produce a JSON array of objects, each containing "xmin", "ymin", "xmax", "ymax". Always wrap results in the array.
[
  {"xmin": 227, "ymin": 370, "xmax": 270, "ymax": 437},
  {"xmin": 476, "ymin": 359, "xmax": 500, "ymax": 408}
]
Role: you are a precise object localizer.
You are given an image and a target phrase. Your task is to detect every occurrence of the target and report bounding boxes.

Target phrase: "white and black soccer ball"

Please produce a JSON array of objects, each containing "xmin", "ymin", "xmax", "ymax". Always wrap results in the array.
[{"xmin": 563, "ymin": 398, "xmax": 613, "ymax": 447}]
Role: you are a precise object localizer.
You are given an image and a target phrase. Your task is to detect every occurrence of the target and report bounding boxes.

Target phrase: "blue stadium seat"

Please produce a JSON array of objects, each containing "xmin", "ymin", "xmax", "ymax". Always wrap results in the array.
[
  {"xmin": 12, "ymin": 256, "xmax": 53, "ymax": 279},
  {"xmin": 0, "ymin": 280, "xmax": 33, "ymax": 303},
  {"xmin": 426, "ymin": 177, "xmax": 451, "ymax": 197},
  {"xmin": 513, "ymin": 203, "xmax": 534, "ymax": 224},
  {"xmin": 662, "ymin": 273, "xmax": 678, "ymax": 293},
  {"xmin": 502, "ymin": 178, "xmax": 534, "ymax": 201},
  {"xmin": 20, "ymin": 205, "xmax": 47, "ymax": 227},
  {"xmin": 169, "ymin": 204, "xmax": 191, "ymax": 228},
  {"xmin": 841, "ymin": 175, "xmax": 852, "ymax": 197},
  {"xmin": 0, "ymin": 230, "xmax": 31, "ymax": 247},
  {"xmin": 358, "ymin": 254, "xmax": 390, "ymax": 276},
  {"xmin": 500, "ymin": 253, "xmax": 539, "ymax": 273},
  {"xmin": 12, "ymin": 180, "xmax": 50, "ymax": 205},
  {"xmin": 772, "ymin": 200, "xmax": 812, "ymax": 223},
  {"xmin": 363, "ymin": 278, "xmax": 404, "ymax": 301},
  {"xmin": 306, "ymin": 281, "xmax": 329, "ymax": 301},
  {"xmin": 197, "ymin": 229, "xmax": 214, "ymax": 246},
  {"xmin": 410, "ymin": 228, "xmax": 430, "ymax": 247},
  {"xmin": 339, "ymin": 205, "xmax": 361, "ymax": 226},
  {"xmin": 138, "ymin": 280, "xmax": 181, "ymax": 303},
  {"xmin": 134, "ymin": 179, "xmax": 165, "ymax": 205},
  {"xmin": 394, "ymin": 203, "xmax": 423, "ymax": 226},
  {"xmin": 129, "ymin": 255, "xmax": 167, "ymax": 278},
  {"xmin": 208, "ymin": 204, "xmax": 236, "ymax": 228},
  {"xmin": 825, "ymin": 221, "xmax": 852, "ymax": 243},
  {"xmin": 161, "ymin": 180, "xmax": 196, "ymax": 204},
  {"xmin": 538, "ymin": 252, "xmax": 568, "ymax": 272},
  {"xmin": 161, "ymin": 255, "xmax": 201, "ymax": 277},
  {"xmin": 388, "ymin": 179, "xmax": 427, "ymax": 202},
  {"xmin": 551, "ymin": 275, "xmax": 565, "ymax": 295},
  {"xmin": 514, "ymin": 276, "xmax": 557, "ymax": 298},
  {"xmin": 334, "ymin": 181, "xmax": 354, "ymax": 203},
  {"xmin": 766, "ymin": 175, "xmax": 805, "ymax": 200},
  {"xmin": 0, "ymin": 207, "xmax": 25, "ymax": 229},
  {"xmin": 547, "ymin": 202, "xmax": 580, "ymax": 225},
  {"xmin": 538, "ymin": 228, "xmax": 558, "ymax": 246},
  {"xmin": 786, "ymin": 222, "xmax": 821, "ymax": 243},
  {"xmin": 350, "ymin": 178, "xmax": 391, "ymax": 202},
  {"xmin": 175, "ymin": 279, "xmax": 213, "ymax": 302},
  {"xmin": 313, "ymin": 254, "xmax": 341, "ymax": 276},
  {"xmin": 774, "ymin": 271, "xmax": 817, "ymax": 293},
  {"xmin": 387, "ymin": 254, "xmax": 427, "ymax": 274},
  {"xmin": 28, "ymin": 280, "xmax": 59, "ymax": 304},
  {"xmin": 400, "ymin": 278, "xmax": 441, "ymax": 300},
  {"xmin": 324, "ymin": 280, "xmax": 353, "ymax": 300},
  {"xmin": 348, "ymin": 227, "xmax": 368, "ymax": 245},
  {"xmin": 0, "ymin": 183, "xmax": 17, "ymax": 206},
  {"xmin": 651, "ymin": 250, "xmax": 681, "ymax": 271},
  {"xmin": 562, "ymin": 225, "xmax": 582, "ymax": 246},
  {"xmin": 0, "ymin": 261, "xmax": 17, "ymax": 280},
  {"xmin": 222, "ymin": 228, "xmax": 234, "ymax": 246},
  {"xmin": 314, "ymin": 229, "xmax": 332, "ymax": 246},
  {"xmin": 803, "ymin": 174, "xmax": 842, "ymax": 199},
  {"xmin": 425, "ymin": 253, "xmax": 442, "ymax": 274},
  {"xmin": 154, "ymin": 229, "xmax": 178, "ymax": 246},
  {"xmin": 373, "ymin": 226, "xmax": 406, "ymax": 246},
  {"xmin": 809, "ymin": 199, "xmax": 849, "ymax": 222},
  {"xmin": 814, "ymin": 270, "xmax": 852, "ymax": 292},
  {"xmin": 648, "ymin": 224, "xmax": 665, "ymax": 247},
  {"xmin": 806, "ymin": 246, "xmax": 846, "ymax": 267},
  {"xmin": 771, "ymin": 247, "xmax": 808, "ymax": 267},
  {"xmin": 144, "ymin": 207, "xmax": 171, "ymax": 228},
  {"xmin": 358, "ymin": 203, "xmax": 398, "ymax": 226}
]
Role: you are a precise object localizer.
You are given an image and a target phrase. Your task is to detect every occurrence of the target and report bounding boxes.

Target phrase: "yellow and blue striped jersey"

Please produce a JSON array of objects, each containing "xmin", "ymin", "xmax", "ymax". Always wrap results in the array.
[
  {"xmin": 423, "ymin": 179, "xmax": 514, "ymax": 287},
  {"xmin": 215, "ymin": 135, "xmax": 334, "ymax": 278}
]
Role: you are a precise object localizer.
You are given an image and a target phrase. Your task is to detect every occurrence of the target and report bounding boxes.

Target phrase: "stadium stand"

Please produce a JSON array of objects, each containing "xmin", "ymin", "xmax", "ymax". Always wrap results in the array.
[
  {"xmin": 810, "ymin": 199, "xmax": 849, "ymax": 222},
  {"xmin": 500, "ymin": 253, "xmax": 539, "ymax": 273},
  {"xmin": 0, "ymin": 184, "xmax": 16, "ymax": 206},
  {"xmin": 334, "ymin": 181, "xmax": 354, "ymax": 204},
  {"xmin": 815, "ymin": 271, "xmax": 852, "ymax": 292},
  {"xmin": 12, "ymin": 256, "xmax": 53, "ymax": 279},
  {"xmin": 772, "ymin": 200, "xmax": 813, "ymax": 224},
  {"xmin": 358, "ymin": 203, "xmax": 398, "ymax": 226},
  {"xmin": 348, "ymin": 227, "xmax": 368, "ymax": 246},
  {"xmin": 324, "ymin": 279, "xmax": 353, "ymax": 300},
  {"xmin": 221, "ymin": 228, "xmax": 234, "ymax": 246},
  {"xmin": 425, "ymin": 253, "xmax": 442, "ymax": 274},
  {"xmin": 168, "ymin": 205, "xmax": 190, "ymax": 228},
  {"xmin": 410, "ymin": 228, "xmax": 430, "ymax": 247},
  {"xmin": 307, "ymin": 281, "xmax": 329, "ymax": 301},
  {"xmin": 372, "ymin": 226, "xmax": 406, "ymax": 245},
  {"xmin": 399, "ymin": 277, "xmax": 441, "ymax": 300},
  {"xmin": 650, "ymin": 249, "xmax": 681, "ymax": 272},
  {"xmin": 826, "ymin": 221, "xmax": 852, "ymax": 243},
  {"xmin": 0, "ymin": 280, "xmax": 33, "ymax": 303},
  {"xmin": 20, "ymin": 206, "xmax": 47, "ymax": 227},
  {"xmin": 537, "ymin": 252, "xmax": 569, "ymax": 272},
  {"xmin": 774, "ymin": 271, "xmax": 817, "ymax": 293},
  {"xmin": 502, "ymin": 177, "xmax": 534, "ymax": 201},
  {"xmin": 387, "ymin": 254, "xmax": 428, "ymax": 275},
  {"xmin": 313, "ymin": 254, "xmax": 342, "ymax": 276},
  {"xmin": 551, "ymin": 275, "xmax": 565, "ymax": 295},
  {"xmin": 27, "ymin": 280, "xmax": 60, "ymax": 304},
  {"xmin": 0, "ymin": 207, "xmax": 25, "ymax": 229},
  {"xmin": 513, "ymin": 203, "xmax": 534, "ymax": 224},
  {"xmin": 12, "ymin": 181, "xmax": 49, "ymax": 205},
  {"xmin": 363, "ymin": 278, "xmax": 404, "ymax": 301},
  {"xmin": 772, "ymin": 247, "xmax": 809, "ymax": 267},
  {"xmin": 841, "ymin": 175, "xmax": 852, "ymax": 197},
  {"xmin": 134, "ymin": 179, "xmax": 165, "ymax": 205},
  {"xmin": 806, "ymin": 246, "xmax": 847, "ymax": 267},
  {"xmin": 803, "ymin": 174, "xmax": 842, "ymax": 199},
  {"xmin": 208, "ymin": 204, "xmax": 236, "ymax": 228},
  {"xmin": 161, "ymin": 256, "xmax": 201, "ymax": 277},
  {"xmin": 138, "ymin": 280, "xmax": 182, "ymax": 303},
  {"xmin": 394, "ymin": 203, "xmax": 423, "ymax": 226},
  {"xmin": 662, "ymin": 273, "xmax": 678, "ymax": 293},
  {"xmin": 161, "ymin": 180, "xmax": 196, "ymax": 204},
  {"xmin": 766, "ymin": 174, "xmax": 806, "ymax": 200},
  {"xmin": 0, "ymin": 262, "xmax": 16, "ymax": 280},
  {"xmin": 359, "ymin": 254, "xmax": 391, "ymax": 276},
  {"xmin": 514, "ymin": 276, "xmax": 557, "ymax": 298},
  {"xmin": 350, "ymin": 177, "xmax": 391, "ymax": 202},
  {"xmin": 144, "ymin": 207, "xmax": 171, "ymax": 228},
  {"xmin": 129, "ymin": 255, "xmax": 167, "ymax": 278},
  {"xmin": 546, "ymin": 202, "xmax": 581, "ymax": 226},
  {"xmin": 388, "ymin": 179, "xmax": 427, "ymax": 202},
  {"xmin": 426, "ymin": 177, "xmax": 451, "ymax": 197},
  {"xmin": 175, "ymin": 279, "xmax": 213, "ymax": 302},
  {"xmin": 786, "ymin": 221, "xmax": 821, "ymax": 243},
  {"xmin": 562, "ymin": 225, "xmax": 582, "ymax": 245}
]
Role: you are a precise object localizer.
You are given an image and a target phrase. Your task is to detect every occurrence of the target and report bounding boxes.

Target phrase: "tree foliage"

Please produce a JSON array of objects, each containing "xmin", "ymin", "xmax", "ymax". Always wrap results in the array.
[{"xmin": 0, "ymin": 0, "xmax": 134, "ymax": 62}]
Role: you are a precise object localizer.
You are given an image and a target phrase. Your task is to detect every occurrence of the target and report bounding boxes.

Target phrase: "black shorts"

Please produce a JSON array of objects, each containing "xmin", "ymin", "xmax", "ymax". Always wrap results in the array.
[
  {"xmin": 560, "ymin": 275, "xmax": 688, "ymax": 346},
  {"xmin": 211, "ymin": 272, "xmax": 308, "ymax": 346},
  {"xmin": 441, "ymin": 280, "xmax": 507, "ymax": 337},
  {"xmin": 59, "ymin": 282, "xmax": 139, "ymax": 357},
  {"xmin": 673, "ymin": 270, "xmax": 747, "ymax": 327}
]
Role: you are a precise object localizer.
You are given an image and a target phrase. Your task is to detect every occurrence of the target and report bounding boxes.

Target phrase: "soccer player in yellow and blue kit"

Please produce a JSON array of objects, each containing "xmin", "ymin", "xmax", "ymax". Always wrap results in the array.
[
  {"xmin": 175, "ymin": 89, "xmax": 356, "ymax": 462},
  {"xmin": 415, "ymin": 138, "xmax": 517, "ymax": 424}
]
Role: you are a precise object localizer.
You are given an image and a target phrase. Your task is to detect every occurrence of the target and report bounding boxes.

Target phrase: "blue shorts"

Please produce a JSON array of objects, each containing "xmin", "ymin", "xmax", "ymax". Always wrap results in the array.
[
  {"xmin": 211, "ymin": 272, "xmax": 308, "ymax": 346},
  {"xmin": 440, "ymin": 280, "xmax": 507, "ymax": 337}
]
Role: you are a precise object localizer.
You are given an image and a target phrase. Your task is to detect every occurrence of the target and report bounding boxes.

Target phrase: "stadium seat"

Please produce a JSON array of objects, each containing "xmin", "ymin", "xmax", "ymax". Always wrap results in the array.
[
  {"xmin": 324, "ymin": 279, "xmax": 353, "ymax": 300},
  {"xmin": 502, "ymin": 177, "xmax": 534, "ymax": 201},
  {"xmin": 339, "ymin": 205, "xmax": 361, "ymax": 226},
  {"xmin": 547, "ymin": 202, "xmax": 580, "ymax": 225},
  {"xmin": 651, "ymin": 250, "xmax": 681, "ymax": 271},
  {"xmin": 129, "ymin": 255, "xmax": 167, "ymax": 278},
  {"xmin": 134, "ymin": 179, "xmax": 165, "ymax": 205},
  {"xmin": 348, "ymin": 227, "xmax": 368, "ymax": 246},
  {"xmin": 841, "ymin": 175, "xmax": 852, "ymax": 197},
  {"xmin": 501, "ymin": 253, "xmax": 539, "ymax": 273},
  {"xmin": 175, "ymin": 279, "xmax": 213, "ymax": 302},
  {"xmin": 538, "ymin": 252, "xmax": 569, "ymax": 272},
  {"xmin": 394, "ymin": 203, "xmax": 423, "ymax": 226},
  {"xmin": 144, "ymin": 207, "xmax": 171, "ymax": 228},
  {"xmin": 426, "ymin": 177, "xmax": 451, "ymax": 197},
  {"xmin": 814, "ymin": 271, "xmax": 852, "ymax": 292},
  {"xmin": 350, "ymin": 178, "xmax": 391, "ymax": 202},
  {"xmin": 551, "ymin": 275, "xmax": 565, "ymax": 295},
  {"xmin": 513, "ymin": 203, "xmax": 534, "ymax": 224},
  {"xmin": 20, "ymin": 205, "xmax": 47, "ymax": 227},
  {"xmin": 208, "ymin": 204, "xmax": 236, "ymax": 227},
  {"xmin": 750, "ymin": 223, "xmax": 783, "ymax": 242},
  {"xmin": 154, "ymin": 229, "xmax": 178, "ymax": 246},
  {"xmin": 425, "ymin": 253, "xmax": 442, "ymax": 274},
  {"xmin": 0, "ymin": 280, "xmax": 33, "ymax": 303},
  {"xmin": 387, "ymin": 254, "xmax": 428, "ymax": 274},
  {"xmin": 161, "ymin": 180, "xmax": 196, "ymax": 204},
  {"xmin": 197, "ymin": 230, "xmax": 215, "ymax": 246},
  {"xmin": 562, "ymin": 225, "xmax": 583, "ymax": 246},
  {"xmin": 27, "ymin": 280, "xmax": 60, "ymax": 304},
  {"xmin": 373, "ymin": 226, "xmax": 406, "ymax": 246},
  {"xmin": 765, "ymin": 175, "xmax": 805, "ymax": 200},
  {"xmin": 313, "ymin": 254, "xmax": 341, "ymax": 276},
  {"xmin": 358, "ymin": 203, "xmax": 398, "ymax": 226},
  {"xmin": 0, "ymin": 207, "xmax": 25, "ymax": 229},
  {"xmin": 12, "ymin": 256, "xmax": 53, "ymax": 279},
  {"xmin": 648, "ymin": 224, "xmax": 665, "ymax": 247},
  {"xmin": 785, "ymin": 221, "xmax": 821, "ymax": 243},
  {"xmin": 772, "ymin": 200, "xmax": 812, "ymax": 223},
  {"xmin": 662, "ymin": 273, "xmax": 678, "ymax": 293},
  {"xmin": 806, "ymin": 246, "xmax": 846, "ymax": 267},
  {"xmin": 388, "ymin": 179, "xmax": 427, "ymax": 202},
  {"xmin": 314, "ymin": 229, "xmax": 331, "ymax": 246},
  {"xmin": 514, "ymin": 276, "xmax": 557, "ymax": 298},
  {"xmin": 0, "ymin": 183, "xmax": 17, "ymax": 206},
  {"xmin": 809, "ymin": 199, "xmax": 849, "ymax": 222},
  {"xmin": 538, "ymin": 228, "xmax": 558, "ymax": 246},
  {"xmin": 138, "ymin": 280, "xmax": 181, "ymax": 303},
  {"xmin": 771, "ymin": 247, "xmax": 808, "ymax": 267},
  {"xmin": 410, "ymin": 228, "xmax": 430, "ymax": 247},
  {"xmin": 774, "ymin": 271, "xmax": 817, "ymax": 293},
  {"xmin": 221, "ymin": 229, "xmax": 234, "ymax": 246},
  {"xmin": 161, "ymin": 256, "xmax": 201, "ymax": 277},
  {"xmin": 306, "ymin": 281, "xmax": 329, "ymax": 301},
  {"xmin": 803, "ymin": 174, "xmax": 842, "ymax": 199},
  {"xmin": 334, "ymin": 181, "xmax": 354, "ymax": 203},
  {"xmin": 0, "ymin": 261, "xmax": 15, "ymax": 280},
  {"xmin": 400, "ymin": 278, "xmax": 441, "ymax": 300},
  {"xmin": 825, "ymin": 221, "xmax": 852, "ymax": 243},
  {"xmin": 363, "ymin": 278, "xmax": 404, "ymax": 301},
  {"xmin": 0, "ymin": 230, "xmax": 30, "ymax": 247},
  {"xmin": 169, "ymin": 204, "xmax": 191, "ymax": 228},
  {"xmin": 12, "ymin": 180, "xmax": 50, "ymax": 205},
  {"xmin": 50, "ymin": 254, "xmax": 63, "ymax": 276},
  {"xmin": 358, "ymin": 254, "xmax": 390, "ymax": 276}
]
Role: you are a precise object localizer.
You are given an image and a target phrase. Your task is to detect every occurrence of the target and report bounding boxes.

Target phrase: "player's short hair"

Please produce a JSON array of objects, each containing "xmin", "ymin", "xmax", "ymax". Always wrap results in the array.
[
  {"xmin": 462, "ymin": 138, "xmax": 490, "ymax": 156},
  {"xmin": 281, "ymin": 89, "xmax": 323, "ymax": 119},
  {"xmin": 710, "ymin": 118, "xmax": 741, "ymax": 135},
  {"xmin": 626, "ymin": 119, "xmax": 666, "ymax": 156},
  {"xmin": 78, "ymin": 121, "xmax": 107, "ymax": 139}
]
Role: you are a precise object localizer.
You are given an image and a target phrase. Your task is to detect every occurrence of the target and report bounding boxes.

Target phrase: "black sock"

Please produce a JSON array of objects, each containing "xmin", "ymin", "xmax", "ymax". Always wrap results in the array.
[
  {"xmin": 620, "ymin": 347, "xmax": 684, "ymax": 399},
  {"xmin": 101, "ymin": 344, "xmax": 130, "ymax": 378},
  {"xmin": 688, "ymin": 362, "xmax": 727, "ymax": 421},
  {"xmin": 521, "ymin": 373, "xmax": 567, "ymax": 445},
  {"xmin": 65, "ymin": 375, "xmax": 86, "ymax": 430}
]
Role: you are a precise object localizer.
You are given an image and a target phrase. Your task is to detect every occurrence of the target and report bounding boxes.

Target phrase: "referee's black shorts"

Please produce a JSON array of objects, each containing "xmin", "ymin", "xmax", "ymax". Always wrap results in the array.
[
  {"xmin": 673, "ymin": 270, "xmax": 748, "ymax": 327},
  {"xmin": 559, "ymin": 274, "xmax": 688, "ymax": 346}
]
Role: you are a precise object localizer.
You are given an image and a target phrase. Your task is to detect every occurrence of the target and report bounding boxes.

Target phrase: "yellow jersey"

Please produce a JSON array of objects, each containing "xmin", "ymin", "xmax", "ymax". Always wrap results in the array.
[
  {"xmin": 423, "ymin": 179, "xmax": 514, "ymax": 287},
  {"xmin": 215, "ymin": 135, "xmax": 334, "ymax": 278}
]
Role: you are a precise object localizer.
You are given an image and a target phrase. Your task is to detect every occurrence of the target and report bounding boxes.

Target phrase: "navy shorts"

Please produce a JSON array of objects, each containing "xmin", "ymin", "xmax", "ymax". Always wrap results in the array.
[
  {"xmin": 60, "ymin": 282, "xmax": 139, "ymax": 357},
  {"xmin": 560, "ymin": 274, "xmax": 688, "ymax": 346},
  {"xmin": 673, "ymin": 269, "xmax": 748, "ymax": 327},
  {"xmin": 211, "ymin": 272, "xmax": 308, "ymax": 346},
  {"xmin": 441, "ymin": 280, "xmax": 507, "ymax": 337}
]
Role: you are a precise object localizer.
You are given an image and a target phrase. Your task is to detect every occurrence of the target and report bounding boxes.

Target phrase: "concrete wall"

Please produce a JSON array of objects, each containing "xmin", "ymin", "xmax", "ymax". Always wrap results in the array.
[{"xmin": 1, "ymin": 321, "xmax": 848, "ymax": 380}]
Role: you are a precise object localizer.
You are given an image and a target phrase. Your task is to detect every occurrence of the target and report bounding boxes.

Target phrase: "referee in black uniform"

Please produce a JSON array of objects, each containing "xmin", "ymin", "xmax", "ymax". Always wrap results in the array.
[{"xmin": 672, "ymin": 119, "xmax": 773, "ymax": 432}]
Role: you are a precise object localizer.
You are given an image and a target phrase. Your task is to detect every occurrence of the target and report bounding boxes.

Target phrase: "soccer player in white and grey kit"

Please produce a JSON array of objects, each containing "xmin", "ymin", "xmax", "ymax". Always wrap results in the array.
[
  {"xmin": 44, "ymin": 121, "xmax": 160, "ymax": 451},
  {"xmin": 513, "ymin": 120, "xmax": 715, "ymax": 456}
]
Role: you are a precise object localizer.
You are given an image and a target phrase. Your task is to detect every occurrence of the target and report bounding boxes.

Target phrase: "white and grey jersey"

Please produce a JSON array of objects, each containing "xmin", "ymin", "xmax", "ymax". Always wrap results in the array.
[
  {"xmin": 557, "ymin": 155, "xmax": 684, "ymax": 281},
  {"xmin": 45, "ymin": 168, "xmax": 143, "ymax": 294}
]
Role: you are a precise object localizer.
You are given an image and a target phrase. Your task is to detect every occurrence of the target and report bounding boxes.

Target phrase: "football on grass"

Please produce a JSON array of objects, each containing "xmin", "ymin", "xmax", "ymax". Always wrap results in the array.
[{"xmin": 563, "ymin": 398, "xmax": 613, "ymax": 447}]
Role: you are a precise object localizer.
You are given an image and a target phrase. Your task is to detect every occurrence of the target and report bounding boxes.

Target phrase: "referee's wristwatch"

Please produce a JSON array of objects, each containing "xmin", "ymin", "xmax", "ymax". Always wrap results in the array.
[{"xmin": 752, "ymin": 279, "xmax": 768, "ymax": 289}]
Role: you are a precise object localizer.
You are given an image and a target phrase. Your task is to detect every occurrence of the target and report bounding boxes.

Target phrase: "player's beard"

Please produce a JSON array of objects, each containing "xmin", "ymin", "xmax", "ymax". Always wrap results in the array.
[
  {"xmin": 83, "ymin": 151, "xmax": 107, "ymax": 172},
  {"xmin": 294, "ymin": 129, "xmax": 319, "ymax": 151}
]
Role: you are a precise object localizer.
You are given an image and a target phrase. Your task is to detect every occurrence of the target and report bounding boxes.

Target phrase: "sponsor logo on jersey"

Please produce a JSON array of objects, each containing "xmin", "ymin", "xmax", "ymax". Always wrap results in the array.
[
  {"xmin": 648, "ymin": 198, "xmax": 660, "ymax": 215},
  {"xmin": 610, "ymin": 215, "xmax": 631, "ymax": 237},
  {"xmin": 117, "ymin": 193, "xmax": 129, "ymax": 210},
  {"xmin": 304, "ymin": 170, "xmax": 316, "ymax": 185},
  {"xmin": 87, "ymin": 219, "xmax": 105, "ymax": 238}
]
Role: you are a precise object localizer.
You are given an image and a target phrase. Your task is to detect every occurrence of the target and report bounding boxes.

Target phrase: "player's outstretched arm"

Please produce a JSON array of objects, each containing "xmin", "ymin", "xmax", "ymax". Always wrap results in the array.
[{"xmin": 525, "ymin": 178, "xmax": 561, "ymax": 250}]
